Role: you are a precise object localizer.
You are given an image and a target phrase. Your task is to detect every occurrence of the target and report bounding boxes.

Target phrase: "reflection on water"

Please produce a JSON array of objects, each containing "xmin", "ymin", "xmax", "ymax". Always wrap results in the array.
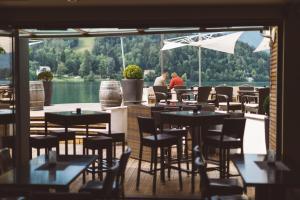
[{"xmin": 51, "ymin": 81, "xmax": 269, "ymax": 104}]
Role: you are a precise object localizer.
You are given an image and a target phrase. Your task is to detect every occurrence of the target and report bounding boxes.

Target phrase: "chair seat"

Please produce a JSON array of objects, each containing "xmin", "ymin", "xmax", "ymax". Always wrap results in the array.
[
  {"xmin": 30, "ymin": 136, "xmax": 58, "ymax": 148},
  {"xmin": 142, "ymin": 134, "xmax": 178, "ymax": 147},
  {"xmin": 211, "ymin": 194, "xmax": 248, "ymax": 200},
  {"xmin": 209, "ymin": 178, "xmax": 244, "ymax": 195},
  {"xmin": 97, "ymin": 131, "xmax": 125, "ymax": 142},
  {"xmin": 83, "ymin": 136, "xmax": 112, "ymax": 149},
  {"xmin": 49, "ymin": 130, "xmax": 76, "ymax": 140},
  {"xmin": 205, "ymin": 135, "xmax": 242, "ymax": 148}
]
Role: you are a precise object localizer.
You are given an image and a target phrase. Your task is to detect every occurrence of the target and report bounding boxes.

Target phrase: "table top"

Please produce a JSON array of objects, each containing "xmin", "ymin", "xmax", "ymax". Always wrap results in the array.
[
  {"xmin": 45, "ymin": 110, "xmax": 110, "ymax": 125},
  {"xmin": 231, "ymin": 154, "xmax": 300, "ymax": 187},
  {"xmin": 0, "ymin": 155, "xmax": 97, "ymax": 190},
  {"xmin": 161, "ymin": 110, "xmax": 228, "ymax": 118}
]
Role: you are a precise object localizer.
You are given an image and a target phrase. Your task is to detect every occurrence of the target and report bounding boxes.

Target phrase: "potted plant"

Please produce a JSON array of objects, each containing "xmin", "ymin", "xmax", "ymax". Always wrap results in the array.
[
  {"xmin": 121, "ymin": 65, "xmax": 144, "ymax": 105},
  {"xmin": 37, "ymin": 71, "xmax": 54, "ymax": 106},
  {"xmin": 263, "ymin": 96, "xmax": 270, "ymax": 150}
]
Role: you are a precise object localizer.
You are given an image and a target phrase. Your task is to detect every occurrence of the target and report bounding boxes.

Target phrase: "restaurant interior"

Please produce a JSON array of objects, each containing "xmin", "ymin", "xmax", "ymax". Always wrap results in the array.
[{"xmin": 0, "ymin": 0, "xmax": 300, "ymax": 200}]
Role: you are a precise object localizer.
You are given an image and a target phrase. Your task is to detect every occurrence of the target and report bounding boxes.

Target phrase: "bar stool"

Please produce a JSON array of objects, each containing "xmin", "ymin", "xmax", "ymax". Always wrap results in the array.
[
  {"xmin": 136, "ymin": 116, "xmax": 183, "ymax": 194},
  {"xmin": 83, "ymin": 113, "xmax": 114, "ymax": 181},
  {"xmin": 83, "ymin": 135, "xmax": 113, "ymax": 180},
  {"xmin": 29, "ymin": 135, "xmax": 59, "ymax": 158},
  {"xmin": 49, "ymin": 130, "xmax": 76, "ymax": 155},
  {"xmin": 97, "ymin": 130, "xmax": 125, "ymax": 158},
  {"xmin": 204, "ymin": 118, "xmax": 246, "ymax": 178}
]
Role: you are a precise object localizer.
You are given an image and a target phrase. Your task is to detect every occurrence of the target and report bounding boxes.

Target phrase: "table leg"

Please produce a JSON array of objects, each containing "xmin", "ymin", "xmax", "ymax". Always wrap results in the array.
[
  {"xmin": 65, "ymin": 126, "xmax": 68, "ymax": 155},
  {"xmin": 191, "ymin": 125, "xmax": 198, "ymax": 193},
  {"xmin": 160, "ymin": 147, "xmax": 165, "ymax": 184}
]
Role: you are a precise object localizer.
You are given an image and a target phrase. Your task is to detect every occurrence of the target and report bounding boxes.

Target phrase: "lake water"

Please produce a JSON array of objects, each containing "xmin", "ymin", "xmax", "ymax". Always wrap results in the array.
[{"xmin": 51, "ymin": 81, "xmax": 269, "ymax": 104}]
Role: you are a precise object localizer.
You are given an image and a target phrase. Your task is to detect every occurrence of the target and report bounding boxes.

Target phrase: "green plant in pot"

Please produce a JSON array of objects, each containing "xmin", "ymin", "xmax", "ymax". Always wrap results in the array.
[
  {"xmin": 263, "ymin": 96, "xmax": 270, "ymax": 150},
  {"xmin": 121, "ymin": 65, "xmax": 144, "ymax": 105},
  {"xmin": 37, "ymin": 71, "xmax": 53, "ymax": 106}
]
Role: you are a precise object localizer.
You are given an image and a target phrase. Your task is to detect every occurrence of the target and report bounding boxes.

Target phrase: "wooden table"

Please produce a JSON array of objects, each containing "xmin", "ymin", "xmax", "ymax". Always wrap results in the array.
[
  {"xmin": 0, "ymin": 155, "xmax": 97, "ymax": 196},
  {"xmin": 231, "ymin": 154, "xmax": 300, "ymax": 200},
  {"xmin": 45, "ymin": 110, "xmax": 111, "ymax": 156},
  {"xmin": 160, "ymin": 110, "xmax": 229, "ymax": 192}
]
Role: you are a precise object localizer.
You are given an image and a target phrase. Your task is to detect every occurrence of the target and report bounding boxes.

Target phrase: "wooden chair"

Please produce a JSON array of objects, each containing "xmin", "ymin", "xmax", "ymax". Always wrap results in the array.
[
  {"xmin": 153, "ymin": 86, "xmax": 170, "ymax": 103},
  {"xmin": 204, "ymin": 118, "xmax": 246, "ymax": 178},
  {"xmin": 197, "ymin": 86, "xmax": 212, "ymax": 103},
  {"xmin": 152, "ymin": 108, "xmax": 190, "ymax": 177},
  {"xmin": 136, "ymin": 116, "xmax": 183, "ymax": 194},
  {"xmin": 80, "ymin": 148, "xmax": 131, "ymax": 199},
  {"xmin": 80, "ymin": 162, "xmax": 119, "ymax": 199},
  {"xmin": 83, "ymin": 114, "xmax": 113, "ymax": 180},
  {"xmin": 0, "ymin": 148, "xmax": 13, "ymax": 174},
  {"xmin": 194, "ymin": 151, "xmax": 244, "ymax": 199},
  {"xmin": 49, "ymin": 130, "xmax": 76, "ymax": 155},
  {"xmin": 29, "ymin": 135, "xmax": 59, "ymax": 158},
  {"xmin": 215, "ymin": 86, "xmax": 243, "ymax": 112},
  {"xmin": 244, "ymin": 87, "xmax": 269, "ymax": 114}
]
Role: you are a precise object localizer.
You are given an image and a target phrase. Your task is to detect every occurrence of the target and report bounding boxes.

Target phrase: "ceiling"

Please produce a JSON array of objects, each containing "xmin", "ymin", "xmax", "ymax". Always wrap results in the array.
[{"xmin": 0, "ymin": 0, "xmax": 288, "ymax": 7}]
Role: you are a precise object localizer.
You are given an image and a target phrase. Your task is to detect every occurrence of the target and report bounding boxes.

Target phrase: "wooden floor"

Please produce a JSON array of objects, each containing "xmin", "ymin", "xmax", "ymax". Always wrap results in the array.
[{"xmin": 33, "ymin": 144, "xmax": 255, "ymax": 199}]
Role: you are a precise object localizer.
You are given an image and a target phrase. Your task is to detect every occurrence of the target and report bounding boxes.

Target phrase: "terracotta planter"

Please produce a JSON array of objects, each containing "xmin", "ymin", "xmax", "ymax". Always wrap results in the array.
[
  {"xmin": 121, "ymin": 79, "xmax": 144, "ymax": 105},
  {"xmin": 43, "ymin": 81, "xmax": 52, "ymax": 106}
]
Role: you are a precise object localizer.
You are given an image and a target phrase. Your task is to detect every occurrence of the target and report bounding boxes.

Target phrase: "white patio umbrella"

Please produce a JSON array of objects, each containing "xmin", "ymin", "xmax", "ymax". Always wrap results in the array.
[
  {"xmin": 0, "ymin": 37, "xmax": 12, "ymax": 53},
  {"xmin": 161, "ymin": 31, "xmax": 243, "ymax": 85},
  {"xmin": 253, "ymin": 37, "xmax": 270, "ymax": 52}
]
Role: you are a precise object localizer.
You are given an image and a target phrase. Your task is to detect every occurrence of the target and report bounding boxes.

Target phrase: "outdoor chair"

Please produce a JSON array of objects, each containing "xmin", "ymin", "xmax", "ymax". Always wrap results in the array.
[
  {"xmin": 194, "ymin": 151, "xmax": 245, "ymax": 199},
  {"xmin": 136, "ymin": 116, "xmax": 183, "ymax": 194},
  {"xmin": 152, "ymin": 108, "xmax": 190, "ymax": 177},
  {"xmin": 238, "ymin": 84, "xmax": 254, "ymax": 91},
  {"xmin": 80, "ymin": 162, "xmax": 119, "ymax": 199},
  {"xmin": 196, "ymin": 86, "xmax": 212, "ymax": 103},
  {"xmin": 244, "ymin": 87, "xmax": 269, "ymax": 114},
  {"xmin": 29, "ymin": 135, "xmax": 59, "ymax": 159},
  {"xmin": 215, "ymin": 86, "xmax": 243, "ymax": 112},
  {"xmin": 1, "ymin": 136, "xmax": 15, "ymax": 158},
  {"xmin": 174, "ymin": 85, "xmax": 191, "ymax": 102},
  {"xmin": 49, "ymin": 129, "xmax": 76, "ymax": 155},
  {"xmin": 153, "ymin": 86, "xmax": 170, "ymax": 103},
  {"xmin": 203, "ymin": 118, "xmax": 246, "ymax": 178},
  {"xmin": 237, "ymin": 84, "xmax": 255, "ymax": 102},
  {"xmin": 211, "ymin": 194, "xmax": 249, "ymax": 200},
  {"xmin": 80, "ymin": 148, "xmax": 131, "ymax": 199}
]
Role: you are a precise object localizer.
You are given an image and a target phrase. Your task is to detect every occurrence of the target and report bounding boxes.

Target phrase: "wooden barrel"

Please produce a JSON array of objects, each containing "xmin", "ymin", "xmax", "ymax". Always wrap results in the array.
[
  {"xmin": 99, "ymin": 81, "xmax": 122, "ymax": 109},
  {"xmin": 30, "ymin": 81, "xmax": 45, "ymax": 111}
]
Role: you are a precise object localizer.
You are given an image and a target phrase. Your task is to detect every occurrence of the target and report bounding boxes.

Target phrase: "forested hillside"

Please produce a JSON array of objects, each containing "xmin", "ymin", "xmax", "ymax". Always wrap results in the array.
[{"xmin": 29, "ymin": 33, "xmax": 269, "ymax": 83}]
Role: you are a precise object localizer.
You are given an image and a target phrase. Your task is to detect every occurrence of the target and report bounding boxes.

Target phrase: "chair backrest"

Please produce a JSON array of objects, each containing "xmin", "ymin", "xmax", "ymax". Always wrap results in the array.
[
  {"xmin": 137, "ymin": 116, "xmax": 157, "ymax": 139},
  {"xmin": 115, "ymin": 147, "xmax": 132, "ymax": 191},
  {"xmin": 257, "ymin": 87, "xmax": 270, "ymax": 114},
  {"xmin": 222, "ymin": 118, "xmax": 246, "ymax": 140},
  {"xmin": 153, "ymin": 86, "xmax": 168, "ymax": 94},
  {"xmin": 102, "ymin": 163, "xmax": 119, "ymax": 197},
  {"xmin": 30, "ymin": 192, "xmax": 93, "ymax": 200},
  {"xmin": 215, "ymin": 86, "xmax": 233, "ymax": 102},
  {"xmin": 0, "ymin": 148, "xmax": 13, "ymax": 175},
  {"xmin": 238, "ymin": 84, "xmax": 254, "ymax": 91},
  {"xmin": 197, "ymin": 86, "xmax": 212, "ymax": 103},
  {"xmin": 152, "ymin": 107, "xmax": 181, "ymax": 129}
]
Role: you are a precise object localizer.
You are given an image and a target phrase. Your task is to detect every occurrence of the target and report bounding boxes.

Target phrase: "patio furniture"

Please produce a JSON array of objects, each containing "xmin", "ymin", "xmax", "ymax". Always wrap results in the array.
[
  {"xmin": 97, "ymin": 130, "xmax": 126, "ymax": 158},
  {"xmin": 153, "ymin": 86, "xmax": 170, "ymax": 103},
  {"xmin": 215, "ymin": 86, "xmax": 243, "ymax": 112},
  {"xmin": 196, "ymin": 86, "xmax": 212, "ymax": 103},
  {"xmin": 152, "ymin": 108, "xmax": 190, "ymax": 175},
  {"xmin": 237, "ymin": 84, "xmax": 255, "ymax": 102},
  {"xmin": 1, "ymin": 136, "xmax": 15, "ymax": 158},
  {"xmin": 238, "ymin": 84, "xmax": 254, "ymax": 91},
  {"xmin": 49, "ymin": 130, "xmax": 76, "ymax": 155},
  {"xmin": 211, "ymin": 194, "xmax": 249, "ymax": 200},
  {"xmin": 204, "ymin": 118, "xmax": 246, "ymax": 178},
  {"xmin": 174, "ymin": 86, "xmax": 191, "ymax": 102},
  {"xmin": 80, "ymin": 148, "xmax": 131, "ymax": 199},
  {"xmin": 0, "ymin": 155, "xmax": 97, "ymax": 193},
  {"xmin": 159, "ymin": 110, "xmax": 229, "ymax": 193},
  {"xmin": 244, "ymin": 87, "xmax": 269, "ymax": 114},
  {"xmin": 231, "ymin": 154, "xmax": 300, "ymax": 200},
  {"xmin": 136, "ymin": 116, "xmax": 183, "ymax": 194},
  {"xmin": 29, "ymin": 135, "xmax": 59, "ymax": 158},
  {"xmin": 194, "ymin": 153, "xmax": 244, "ymax": 199},
  {"xmin": 0, "ymin": 148, "xmax": 13, "ymax": 175}
]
